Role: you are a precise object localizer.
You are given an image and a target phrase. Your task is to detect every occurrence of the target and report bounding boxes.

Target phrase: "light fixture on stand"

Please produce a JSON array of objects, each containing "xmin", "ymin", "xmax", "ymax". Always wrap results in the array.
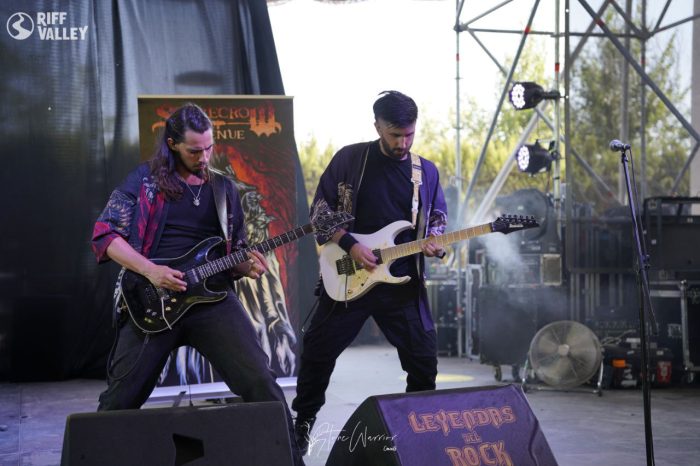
[
  {"xmin": 515, "ymin": 140, "xmax": 556, "ymax": 175},
  {"xmin": 509, "ymin": 82, "xmax": 561, "ymax": 110}
]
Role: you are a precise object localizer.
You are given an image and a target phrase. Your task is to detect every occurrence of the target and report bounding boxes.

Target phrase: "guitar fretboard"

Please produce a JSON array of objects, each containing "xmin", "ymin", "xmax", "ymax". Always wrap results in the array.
[
  {"xmin": 193, "ymin": 224, "xmax": 314, "ymax": 280},
  {"xmin": 381, "ymin": 223, "xmax": 493, "ymax": 262}
]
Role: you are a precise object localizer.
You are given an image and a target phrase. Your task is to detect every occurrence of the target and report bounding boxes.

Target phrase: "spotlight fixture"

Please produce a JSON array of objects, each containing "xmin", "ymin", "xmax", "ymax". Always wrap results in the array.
[
  {"xmin": 509, "ymin": 82, "xmax": 561, "ymax": 110},
  {"xmin": 516, "ymin": 141, "xmax": 554, "ymax": 175}
]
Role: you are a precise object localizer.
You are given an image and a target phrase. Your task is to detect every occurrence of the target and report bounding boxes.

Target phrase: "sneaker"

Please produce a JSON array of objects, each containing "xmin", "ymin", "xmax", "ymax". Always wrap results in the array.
[{"xmin": 294, "ymin": 416, "xmax": 317, "ymax": 456}]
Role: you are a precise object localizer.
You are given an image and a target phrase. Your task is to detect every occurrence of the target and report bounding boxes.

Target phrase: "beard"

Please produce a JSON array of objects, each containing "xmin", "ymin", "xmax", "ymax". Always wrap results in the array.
[
  {"xmin": 189, "ymin": 165, "xmax": 207, "ymax": 179},
  {"xmin": 176, "ymin": 154, "xmax": 209, "ymax": 180},
  {"xmin": 379, "ymin": 137, "xmax": 408, "ymax": 160}
]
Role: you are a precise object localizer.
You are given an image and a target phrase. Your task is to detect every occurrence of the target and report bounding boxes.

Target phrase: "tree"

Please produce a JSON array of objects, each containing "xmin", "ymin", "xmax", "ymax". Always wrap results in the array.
[
  {"xmin": 440, "ymin": 39, "xmax": 555, "ymax": 216},
  {"xmin": 297, "ymin": 136, "xmax": 336, "ymax": 205},
  {"xmin": 296, "ymin": 24, "xmax": 689, "ymax": 218},
  {"xmin": 569, "ymin": 16, "xmax": 690, "ymax": 212}
]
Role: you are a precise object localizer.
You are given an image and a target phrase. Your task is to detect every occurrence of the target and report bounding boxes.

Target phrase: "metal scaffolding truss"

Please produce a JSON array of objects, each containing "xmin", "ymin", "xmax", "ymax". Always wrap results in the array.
[
  {"xmin": 451, "ymin": 0, "xmax": 700, "ymax": 357},
  {"xmin": 454, "ymin": 0, "xmax": 700, "ymax": 224}
]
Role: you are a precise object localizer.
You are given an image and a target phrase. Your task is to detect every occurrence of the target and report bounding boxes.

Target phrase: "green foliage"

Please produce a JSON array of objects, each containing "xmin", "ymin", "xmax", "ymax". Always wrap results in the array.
[
  {"xmin": 570, "ymin": 14, "xmax": 691, "ymax": 210},
  {"xmin": 296, "ymin": 24, "xmax": 690, "ymax": 217},
  {"xmin": 297, "ymin": 136, "xmax": 335, "ymax": 205},
  {"xmin": 457, "ymin": 40, "xmax": 555, "ymax": 208}
]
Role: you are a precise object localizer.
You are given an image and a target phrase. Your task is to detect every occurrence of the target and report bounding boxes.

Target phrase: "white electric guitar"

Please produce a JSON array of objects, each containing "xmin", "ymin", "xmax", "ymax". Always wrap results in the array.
[{"xmin": 319, "ymin": 214, "xmax": 539, "ymax": 302}]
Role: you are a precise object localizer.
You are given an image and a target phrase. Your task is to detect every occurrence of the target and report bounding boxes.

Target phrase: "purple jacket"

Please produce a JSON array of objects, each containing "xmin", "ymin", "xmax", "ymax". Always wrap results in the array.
[{"xmin": 311, "ymin": 141, "xmax": 448, "ymax": 331}]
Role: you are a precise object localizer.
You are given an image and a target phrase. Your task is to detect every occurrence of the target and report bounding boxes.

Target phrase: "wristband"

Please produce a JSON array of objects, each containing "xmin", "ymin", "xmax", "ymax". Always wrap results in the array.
[{"xmin": 338, "ymin": 232, "xmax": 358, "ymax": 253}]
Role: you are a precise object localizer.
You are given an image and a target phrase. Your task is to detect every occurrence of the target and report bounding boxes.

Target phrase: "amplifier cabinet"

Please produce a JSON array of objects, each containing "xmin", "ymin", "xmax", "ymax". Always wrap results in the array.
[
  {"xmin": 649, "ymin": 281, "xmax": 700, "ymax": 381},
  {"xmin": 475, "ymin": 285, "xmax": 567, "ymax": 367},
  {"xmin": 485, "ymin": 254, "xmax": 562, "ymax": 287},
  {"xmin": 644, "ymin": 197, "xmax": 700, "ymax": 278},
  {"xmin": 426, "ymin": 279, "xmax": 460, "ymax": 356}
]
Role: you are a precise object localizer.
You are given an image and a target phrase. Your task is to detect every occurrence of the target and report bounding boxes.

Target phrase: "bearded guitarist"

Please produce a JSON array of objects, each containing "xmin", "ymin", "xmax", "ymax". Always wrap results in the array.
[
  {"xmin": 91, "ymin": 103, "xmax": 305, "ymax": 466},
  {"xmin": 292, "ymin": 91, "xmax": 448, "ymax": 456}
]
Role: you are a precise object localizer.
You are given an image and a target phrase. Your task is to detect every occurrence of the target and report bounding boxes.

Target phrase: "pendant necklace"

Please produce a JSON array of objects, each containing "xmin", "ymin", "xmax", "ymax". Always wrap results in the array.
[{"xmin": 182, "ymin": 177, "xmax": 204, "ymax": 207}]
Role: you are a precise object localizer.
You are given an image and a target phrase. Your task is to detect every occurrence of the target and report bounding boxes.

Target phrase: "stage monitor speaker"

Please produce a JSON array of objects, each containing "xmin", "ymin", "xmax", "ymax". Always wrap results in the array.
[
  {"xmin": 61, "ymin": 402, "xmax": 294, "ymax": 466},
  {"xmin": 325, "ymin": 384, "xmax": 557, "ymax": 466}
]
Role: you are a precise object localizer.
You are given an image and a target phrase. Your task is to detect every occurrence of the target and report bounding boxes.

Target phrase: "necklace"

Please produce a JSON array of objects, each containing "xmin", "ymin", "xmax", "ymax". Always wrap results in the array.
[{"xmin": 181, "ymin": 178, "xmax": 205, "ymax": 207}]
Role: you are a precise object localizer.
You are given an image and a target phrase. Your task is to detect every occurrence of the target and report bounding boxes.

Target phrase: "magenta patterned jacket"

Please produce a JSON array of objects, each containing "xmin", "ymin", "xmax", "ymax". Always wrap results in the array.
[{"xmin": 92, "ymin": 162, "xmax": 246, "ymax": 263}]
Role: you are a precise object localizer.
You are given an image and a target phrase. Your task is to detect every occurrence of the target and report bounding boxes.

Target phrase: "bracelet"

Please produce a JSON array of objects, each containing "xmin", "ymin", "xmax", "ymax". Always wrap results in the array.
[{"xmin": 338, "ymin": 232, "xmax": 358, "ymax": 253}]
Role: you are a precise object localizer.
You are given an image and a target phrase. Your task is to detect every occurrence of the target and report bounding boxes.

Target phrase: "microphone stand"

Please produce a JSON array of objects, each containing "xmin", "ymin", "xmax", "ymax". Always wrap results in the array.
[{"xmin": 618, "ymin": 146, "xmax": 658, "ymax": 466}]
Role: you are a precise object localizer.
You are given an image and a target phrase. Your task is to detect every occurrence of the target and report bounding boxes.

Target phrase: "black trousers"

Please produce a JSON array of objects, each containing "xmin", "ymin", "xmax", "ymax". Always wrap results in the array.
[
  {"xmin": 98, "ymin": 292, "xmax": 304, "ymax": 465},
  {"xmin": 292, "ymin": 291, "xmax": 438, "ymax": 420}
]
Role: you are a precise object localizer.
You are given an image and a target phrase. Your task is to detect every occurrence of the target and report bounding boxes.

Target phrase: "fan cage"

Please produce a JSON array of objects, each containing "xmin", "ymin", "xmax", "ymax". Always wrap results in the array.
[{"xmin": 529, "ymin": 320, "xmax": 603, "ymax": 389}]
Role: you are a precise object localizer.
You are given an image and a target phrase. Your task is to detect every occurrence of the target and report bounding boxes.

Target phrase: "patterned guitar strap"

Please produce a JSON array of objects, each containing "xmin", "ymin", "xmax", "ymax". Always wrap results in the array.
[{"xmin": 410, "ymin": 152, "xmax": 422, "ymax": 229}]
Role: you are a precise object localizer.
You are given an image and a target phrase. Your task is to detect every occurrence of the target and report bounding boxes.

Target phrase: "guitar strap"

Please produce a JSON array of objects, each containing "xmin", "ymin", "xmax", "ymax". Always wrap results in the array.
[
  {"xmin": 210, "ymin": 173, "xmax": 230, "ymax": 249},
  {"xmin": 410, "ymin": 152, "xmax": 422, "ymax": 229}
]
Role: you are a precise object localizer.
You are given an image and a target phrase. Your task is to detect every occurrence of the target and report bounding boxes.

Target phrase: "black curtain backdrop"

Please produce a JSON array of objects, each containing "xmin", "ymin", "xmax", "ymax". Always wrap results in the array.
[{"xmin": 0, "ymin": 0, "xmax": 316, "ymax": 381}]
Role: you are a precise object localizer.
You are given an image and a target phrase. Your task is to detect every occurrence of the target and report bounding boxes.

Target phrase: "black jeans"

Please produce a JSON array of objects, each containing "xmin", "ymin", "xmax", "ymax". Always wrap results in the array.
[
  {"xmin": 292, "ymin": 292, "xmax": 438, "ymax": 420},
  {"xmin": 98, "ymin": 291, "xmax": 304, "ymax": 464}
]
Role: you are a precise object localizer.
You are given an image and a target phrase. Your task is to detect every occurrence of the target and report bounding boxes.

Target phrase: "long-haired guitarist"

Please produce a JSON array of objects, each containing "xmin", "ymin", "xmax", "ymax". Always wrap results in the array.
[
  {"xmin": 292, "ymin": 91, "xmax": 448, "ymax": 456},
  {"xmin": 91, "ymin": 103, "xmax": 304, "ymax": 466}
]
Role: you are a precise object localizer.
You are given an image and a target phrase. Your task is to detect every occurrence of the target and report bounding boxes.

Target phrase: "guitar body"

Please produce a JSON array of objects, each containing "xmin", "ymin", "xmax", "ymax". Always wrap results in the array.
[
  {"xmin": 115, "ymin": 211, "xmax": 354, "ymax": 334},
  {"xmin": 320, "ymin": 220, "xmax": 413, "ymax": 302},
  {"xmin": 120, "ymin": 237, "xmax": 228, "ymax": 334},
  {"xmin": 319, "ymin": 214, "xmax": 539, "ymax": 303}
]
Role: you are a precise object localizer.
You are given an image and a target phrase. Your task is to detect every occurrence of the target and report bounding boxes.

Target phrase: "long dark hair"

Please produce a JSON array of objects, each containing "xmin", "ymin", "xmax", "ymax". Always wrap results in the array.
[{"xmin": 150, "ymin": 103, "xmax": 213, "ymax": 200}]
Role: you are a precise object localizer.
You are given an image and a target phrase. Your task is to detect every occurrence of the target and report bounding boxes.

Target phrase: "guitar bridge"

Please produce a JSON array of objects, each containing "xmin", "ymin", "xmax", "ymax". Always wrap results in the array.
[{"xmin": 336, "ymin": 255, "xmax": 356, "ymax": 276}]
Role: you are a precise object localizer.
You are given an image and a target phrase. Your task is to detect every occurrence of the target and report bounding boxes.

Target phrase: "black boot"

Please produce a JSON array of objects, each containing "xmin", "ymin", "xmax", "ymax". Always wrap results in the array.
[{"xmin": 294, "ymin": 416, "xmax": 317, "ymax": 456}]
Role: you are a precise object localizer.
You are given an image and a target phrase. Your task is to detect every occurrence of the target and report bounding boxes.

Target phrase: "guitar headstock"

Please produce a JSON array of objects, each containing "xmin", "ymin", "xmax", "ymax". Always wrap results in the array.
[
  {"xmin": 312, "ymin": 210, "xmax": 354, "ymax": 233},
  {"xmin": 492, "ymin": 214, "xmax": 539, "ymax": 235}
]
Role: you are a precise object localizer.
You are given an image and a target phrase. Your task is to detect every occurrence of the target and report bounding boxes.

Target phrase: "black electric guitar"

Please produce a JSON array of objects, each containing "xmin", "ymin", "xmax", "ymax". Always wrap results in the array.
[
  {"xmin": 119, "ymin": 211, "xmax": 353, "ymax": 334},
  {"xmin": 320, "ymin": 214, "xmax": 539, "ymax": 301}
]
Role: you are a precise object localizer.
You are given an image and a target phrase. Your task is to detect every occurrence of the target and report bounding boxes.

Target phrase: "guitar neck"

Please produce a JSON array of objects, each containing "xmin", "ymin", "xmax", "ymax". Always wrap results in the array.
[
  {"xmin": 196, "ymin": 224, "xmax": 314, "ymax": 279},
  {"xmin": 382, "ymin": 223, "xmax": 493, "ymax": 262}
]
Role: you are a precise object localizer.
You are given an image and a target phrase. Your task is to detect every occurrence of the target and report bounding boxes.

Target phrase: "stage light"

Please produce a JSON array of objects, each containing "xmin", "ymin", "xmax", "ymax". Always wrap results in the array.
[
  {"xmin": 515, "ymin": 141, "xmax": 554, "ymax": 175},
  {"xmin": 509, "ymin": 82, "xmax": 560, "ymax": 110}
]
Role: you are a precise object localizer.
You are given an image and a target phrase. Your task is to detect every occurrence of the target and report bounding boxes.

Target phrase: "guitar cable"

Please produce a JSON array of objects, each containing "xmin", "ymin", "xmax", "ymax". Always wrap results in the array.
[
  {"xmin": 300, "ymin": 278, "xmax": 341, "ymax": 335},
  {"xmin": 160, "ymin": 297, "xmax": 174, "ymax": 331},
  {"xmin": 105, "ymin": 326, "xmax": 150, "ymax": 382},
  {"xmin": 299, "ymin": 298, "xmax": 317, "ymax": 335},
  {"xmin": 187, "ymin": 381, "xmax": 194, "ymax": 407},
  {"xmin": 301, "ymin": 298, "xmax": 340, "ymax": 336}
]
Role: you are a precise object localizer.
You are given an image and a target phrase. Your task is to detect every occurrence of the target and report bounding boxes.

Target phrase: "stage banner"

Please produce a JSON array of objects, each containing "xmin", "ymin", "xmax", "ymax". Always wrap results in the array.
[
  {"xmin": 137, "ymin": 95, "xmax": 301, "ymax": 385},
  {"xmin": 325, "ymin": 384, "xmax": 557, "ymax": 466}
]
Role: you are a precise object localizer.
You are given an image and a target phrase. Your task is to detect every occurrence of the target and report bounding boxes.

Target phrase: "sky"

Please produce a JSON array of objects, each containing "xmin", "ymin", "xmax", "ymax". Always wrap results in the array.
[
  {"xmin": 269, "ymin": 0, "xmax": 463, "ymax": 148},
  {"xmin": 268, "ymin": 0, "xmax": 694, "ymax": 149}
]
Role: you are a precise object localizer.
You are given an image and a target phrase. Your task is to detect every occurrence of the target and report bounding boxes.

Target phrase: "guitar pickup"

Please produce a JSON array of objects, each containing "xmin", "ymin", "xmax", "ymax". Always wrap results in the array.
[
  {"xmin": 335, "ymin": 255, "xmax": 356, "ymax": 276},
  {"xmin": 335, "ymin": 249, "xmax": 383, "ymax": 276}
]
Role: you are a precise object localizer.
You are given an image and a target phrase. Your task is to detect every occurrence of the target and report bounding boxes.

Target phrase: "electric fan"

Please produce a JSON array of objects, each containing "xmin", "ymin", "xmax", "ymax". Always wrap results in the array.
[{"xmin": 528, "ymin": 320, "xmax": 603, "ymax": 390}]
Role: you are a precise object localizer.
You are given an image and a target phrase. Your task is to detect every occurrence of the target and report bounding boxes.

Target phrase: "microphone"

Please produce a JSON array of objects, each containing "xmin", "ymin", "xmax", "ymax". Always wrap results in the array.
[{"xmin": 609, "ymin": 139, "xmax": 630, "ymax": 151}]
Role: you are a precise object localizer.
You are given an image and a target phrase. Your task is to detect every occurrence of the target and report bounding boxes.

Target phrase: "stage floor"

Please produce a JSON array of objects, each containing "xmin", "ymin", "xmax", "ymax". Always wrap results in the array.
[{"xmin": 1, "ymin": 344, "xmax": 699, "ymax": 466}]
